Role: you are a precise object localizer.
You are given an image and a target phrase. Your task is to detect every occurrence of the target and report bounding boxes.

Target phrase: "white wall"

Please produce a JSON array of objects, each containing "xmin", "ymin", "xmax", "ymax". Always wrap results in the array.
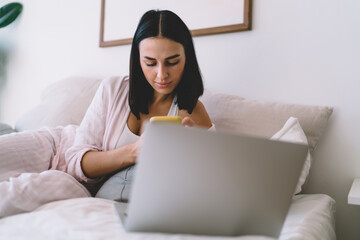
[{"xmin": 1, "ymin": 0, "xmax": 360, "ymax": 239}]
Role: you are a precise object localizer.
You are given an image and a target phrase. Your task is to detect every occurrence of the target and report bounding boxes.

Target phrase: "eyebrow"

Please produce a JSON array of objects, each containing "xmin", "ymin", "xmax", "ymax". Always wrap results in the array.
[{"xmin": 143, "ymin": 54, "xmax": 180, "ymax": 61}]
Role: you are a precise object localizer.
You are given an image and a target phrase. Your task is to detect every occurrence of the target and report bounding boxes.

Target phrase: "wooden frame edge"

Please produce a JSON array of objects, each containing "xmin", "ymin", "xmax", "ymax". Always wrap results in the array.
[{"xmin": 99, "ymin": 0, "xmax": 252, "ymax": 48}]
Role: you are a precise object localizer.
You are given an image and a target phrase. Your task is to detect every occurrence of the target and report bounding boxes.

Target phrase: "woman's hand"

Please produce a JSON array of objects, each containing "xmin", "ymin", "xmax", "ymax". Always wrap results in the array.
[
  {"xmin": 81, "ymin": 134, "xmax": 145, "ymax": 179},
  {"xmin": 178, "ymin": 101, "xmax": 212, "ymax": 129},
  {"xmin": 182, "ymin": 116, "xmax": 195, "ymax": 127}
]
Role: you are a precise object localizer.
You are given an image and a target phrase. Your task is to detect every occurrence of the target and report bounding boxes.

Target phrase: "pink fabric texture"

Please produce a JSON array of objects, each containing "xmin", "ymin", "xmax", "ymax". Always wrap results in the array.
[
  {"xmin": 0, "ymin": 76, "xmax": 129, "ymax": 217},
  {"xmin": 0, "ymin": 128, "xmax": 90, "ymax": 217},
  {"xmin": 0, "ymin": 170, "xmax": 90, "ymax": 217},
  {"xmin": 65, "ymin": 76, "xmax": 130, "ymax": 188}
]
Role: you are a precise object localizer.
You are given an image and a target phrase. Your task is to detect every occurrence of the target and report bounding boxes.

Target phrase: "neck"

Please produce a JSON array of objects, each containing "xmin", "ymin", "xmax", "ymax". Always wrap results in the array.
[{"xmin": 152, "ymin": 92, "xmax": 174, "ymax": 104}]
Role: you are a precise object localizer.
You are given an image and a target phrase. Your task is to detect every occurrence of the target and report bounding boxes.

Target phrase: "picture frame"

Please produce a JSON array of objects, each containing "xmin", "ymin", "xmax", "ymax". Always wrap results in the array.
[{"xmin": 99, "ymin": 0, "xmax": 252, "ymax": 47}]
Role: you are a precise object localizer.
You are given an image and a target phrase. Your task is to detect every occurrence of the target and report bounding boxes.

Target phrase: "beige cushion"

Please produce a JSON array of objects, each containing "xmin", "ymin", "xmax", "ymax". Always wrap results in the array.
[
  {"xmin": 16, "ymin": 77, "xmax": 333, "ymax": 153},
  {"xmin": 15, "ymin": 77, "xmax": 102, "ymax": 131},
  {"xmin": 200, "ymin": 90, "xmax": 333, "ymax": 152}
]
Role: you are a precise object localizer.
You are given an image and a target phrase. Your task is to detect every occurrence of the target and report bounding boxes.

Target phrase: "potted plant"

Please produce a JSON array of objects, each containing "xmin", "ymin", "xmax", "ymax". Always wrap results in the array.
[
  {"xmin": 0, "ymin": 2, "xmax": 23, "ymax": 93},
  {"xmin": 0, "ymin": 2, "xmax": 22, "ymax": 28}
]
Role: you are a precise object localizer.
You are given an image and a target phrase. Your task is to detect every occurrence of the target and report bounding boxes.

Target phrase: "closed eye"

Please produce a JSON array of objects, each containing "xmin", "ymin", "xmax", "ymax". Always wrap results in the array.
[
  {"xmin": 166, "ymin": 60, "xmax": 179, "ymax": 66},
  {"xmin": 145, "ymin": 62, "xmax": 156, "ymax": 67}
]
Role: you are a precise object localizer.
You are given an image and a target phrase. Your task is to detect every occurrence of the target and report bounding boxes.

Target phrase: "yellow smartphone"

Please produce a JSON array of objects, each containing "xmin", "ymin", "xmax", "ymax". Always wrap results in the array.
[{"xmin": 149, "ymin": 116, "xmax": 182, "ymax": 125}]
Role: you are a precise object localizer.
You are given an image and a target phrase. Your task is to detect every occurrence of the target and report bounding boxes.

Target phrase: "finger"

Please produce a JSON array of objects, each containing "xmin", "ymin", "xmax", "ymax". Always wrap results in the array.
[{"xmin": 182, "ymin": 117, "xmax": 195, "ymax": 127}]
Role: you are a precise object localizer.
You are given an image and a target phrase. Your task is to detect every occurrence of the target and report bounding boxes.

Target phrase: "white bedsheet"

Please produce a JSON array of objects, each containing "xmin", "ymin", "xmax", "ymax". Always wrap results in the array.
[{"xmin": 0, "ymin": 194, "xmax": 335, "ymax": 240}]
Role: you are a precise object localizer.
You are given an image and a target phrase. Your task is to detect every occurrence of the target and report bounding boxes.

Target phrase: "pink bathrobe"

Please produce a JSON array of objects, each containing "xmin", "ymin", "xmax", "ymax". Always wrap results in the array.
[{"xmin": 0, "ymin": 76, "xmax": 130, "ymax": 217}]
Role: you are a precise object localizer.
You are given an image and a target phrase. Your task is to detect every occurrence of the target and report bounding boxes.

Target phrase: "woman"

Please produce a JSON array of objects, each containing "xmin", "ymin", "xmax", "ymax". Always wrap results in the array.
[
  {"xmin": 0, "ymin": 9, "xmax": 213, "ymax": 217},
  {"xmin": 67, "ymin": 9, "xmax": 214, "ymax": 198}
]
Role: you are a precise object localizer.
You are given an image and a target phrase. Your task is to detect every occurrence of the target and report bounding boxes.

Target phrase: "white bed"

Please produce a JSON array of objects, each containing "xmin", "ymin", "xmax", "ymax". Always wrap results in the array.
[
  {"xmin": 0, "ymin": 194, "xmax": 335, "ymax": 240},
  {"xmin": 0, "ymin": 77, "xmax": 336, "ymax": 239}
]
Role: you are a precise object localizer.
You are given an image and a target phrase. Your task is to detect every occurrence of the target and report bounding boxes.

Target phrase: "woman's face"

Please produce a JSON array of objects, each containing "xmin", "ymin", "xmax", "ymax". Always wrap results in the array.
[{"xmin": 139, "ymin": 37, "xmax": 186, "ymax": 97}]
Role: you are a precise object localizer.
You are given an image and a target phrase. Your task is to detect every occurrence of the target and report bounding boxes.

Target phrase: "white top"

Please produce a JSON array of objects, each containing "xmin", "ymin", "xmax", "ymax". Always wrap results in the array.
[{"xmin": 115, "ymin": 96, "xmax": 178, "ymax": 148}]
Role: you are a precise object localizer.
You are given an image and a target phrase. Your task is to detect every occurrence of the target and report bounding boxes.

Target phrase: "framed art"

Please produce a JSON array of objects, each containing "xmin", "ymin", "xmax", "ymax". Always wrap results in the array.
[{"xmin": 99, "ymin": 0, "xmax": 252, "ymax": 47}]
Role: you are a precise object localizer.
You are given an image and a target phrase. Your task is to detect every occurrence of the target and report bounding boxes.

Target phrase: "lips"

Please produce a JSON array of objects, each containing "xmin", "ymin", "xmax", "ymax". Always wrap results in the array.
[{"xmin": 155, "ymin": 82, "xmax": 171, "ymax": 88}]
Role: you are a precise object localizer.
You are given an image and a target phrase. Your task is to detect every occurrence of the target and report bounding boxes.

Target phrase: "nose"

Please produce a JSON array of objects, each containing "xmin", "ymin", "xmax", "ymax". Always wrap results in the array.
[{"xmin": 157, "ymin": 63, "xmax": 168, "ymax": 81}]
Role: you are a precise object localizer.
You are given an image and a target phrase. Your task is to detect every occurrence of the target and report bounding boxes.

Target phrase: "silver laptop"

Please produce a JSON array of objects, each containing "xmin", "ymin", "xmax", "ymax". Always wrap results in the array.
[{"xmin": 114, "ymin": 122, "xmax": 308, "ymax": 237}]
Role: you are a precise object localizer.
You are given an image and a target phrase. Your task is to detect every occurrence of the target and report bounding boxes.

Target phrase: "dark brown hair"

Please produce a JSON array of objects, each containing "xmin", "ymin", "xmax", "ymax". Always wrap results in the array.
[{"xmin": 129, "ymin": 10, "xmax": 203, "ymax": 119}]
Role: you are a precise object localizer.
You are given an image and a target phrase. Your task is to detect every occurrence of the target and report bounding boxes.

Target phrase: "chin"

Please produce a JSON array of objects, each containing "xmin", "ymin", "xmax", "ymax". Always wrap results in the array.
[{"xmin": 154, "ymin": 87, "xmax": 175, "ymax": 96}]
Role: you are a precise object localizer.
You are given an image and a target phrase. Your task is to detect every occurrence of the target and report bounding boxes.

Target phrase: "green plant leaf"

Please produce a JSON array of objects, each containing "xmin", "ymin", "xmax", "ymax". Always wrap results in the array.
[{"xmin": 0, "ymin": 2, "xmax": 23, "ymax": 28}]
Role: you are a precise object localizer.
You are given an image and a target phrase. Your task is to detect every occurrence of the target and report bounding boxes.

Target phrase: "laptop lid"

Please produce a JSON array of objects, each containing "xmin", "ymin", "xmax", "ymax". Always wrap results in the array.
[{"xmin": 124, "ymin": 123, "xmax": 307, "ymax": 237}]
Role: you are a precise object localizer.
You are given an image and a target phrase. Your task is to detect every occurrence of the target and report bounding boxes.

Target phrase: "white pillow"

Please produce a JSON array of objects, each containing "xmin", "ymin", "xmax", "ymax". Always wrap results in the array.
[{"xmin": 271, "ymin": 117, "xmax": 311, "ymax": 195}]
